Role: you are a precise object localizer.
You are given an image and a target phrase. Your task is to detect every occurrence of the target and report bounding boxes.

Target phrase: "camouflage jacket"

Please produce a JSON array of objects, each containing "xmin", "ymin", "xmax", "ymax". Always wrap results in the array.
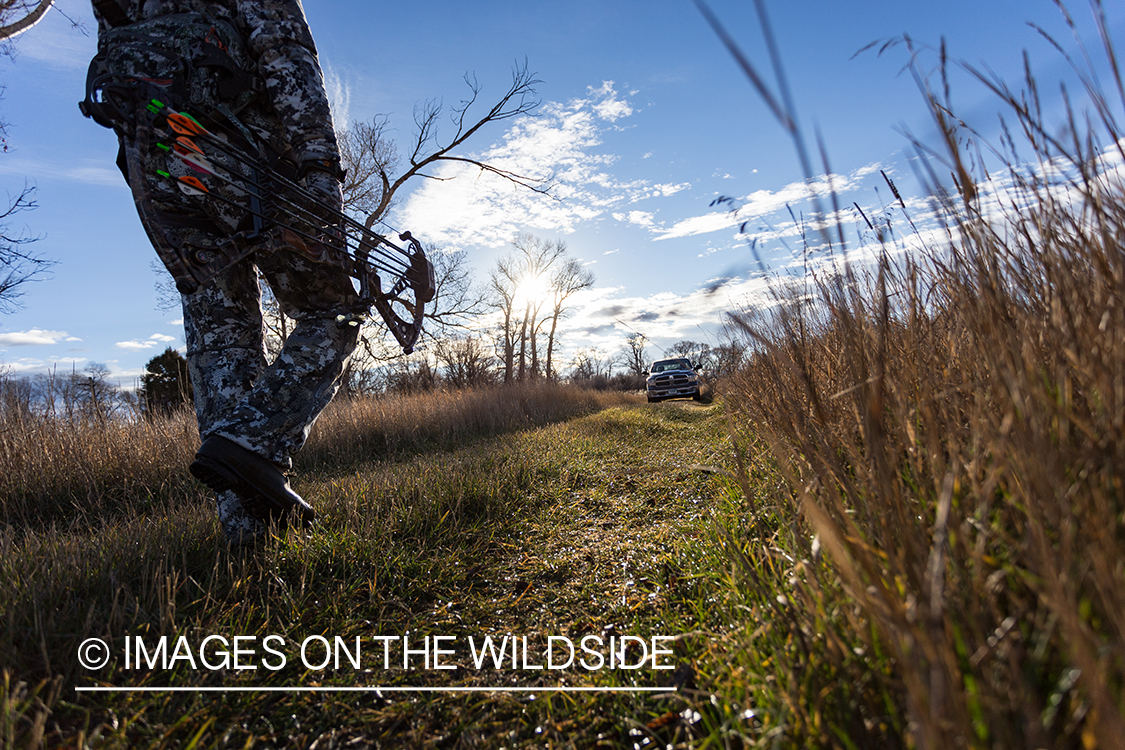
[{"xmin": 91, "ymin": 0, "xmax": 339, "ymax": 167}]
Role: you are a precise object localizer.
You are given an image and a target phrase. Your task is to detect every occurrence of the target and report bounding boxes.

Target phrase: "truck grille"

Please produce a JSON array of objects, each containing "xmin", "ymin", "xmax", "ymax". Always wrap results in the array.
[{"xmin": 653, "ymin": 373, "xmax": 690, "ymax": 388}]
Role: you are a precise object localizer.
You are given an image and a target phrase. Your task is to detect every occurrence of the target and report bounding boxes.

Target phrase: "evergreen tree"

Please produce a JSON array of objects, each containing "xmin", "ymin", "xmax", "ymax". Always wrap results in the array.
[{"xmin": 140, "ymin": 348, "xmax": 193, "ymax": 416}]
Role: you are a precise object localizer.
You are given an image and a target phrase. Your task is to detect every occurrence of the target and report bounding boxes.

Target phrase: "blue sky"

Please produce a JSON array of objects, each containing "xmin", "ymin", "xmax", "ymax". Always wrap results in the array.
[{"xmin": 0, "ymin": 0, "xmax": 1121, "ymax": 385}]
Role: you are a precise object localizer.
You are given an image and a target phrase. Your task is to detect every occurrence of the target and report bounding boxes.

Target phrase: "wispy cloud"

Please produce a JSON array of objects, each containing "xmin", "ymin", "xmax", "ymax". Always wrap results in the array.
[
  {"xmin": 546, "ymin": 275, "xmax": 777, "ymax": 361},
  {"xmin": 0, "ymin": 329, "xmax": 76, "ymax": 346},
  {"xmin": 323, "ymin": 63, "xmax": 351, "ymax": 133},
  {"xmin": 0, "ymin": 156, "xmax": 127, "ymax": 187},
  {"xmin": 1, "ymin": 356, "xmax": 89, "ymax": 374},
  {"xmin": 115, "ymin": 333, "xmax": 176, "ymax": 351},
  {"xmin": 398, "ymin": 82, "xmax": 689, "ymax": 248},
  {"xmin": 654, "ymin": 165, "xmax": 880, "ymax": 241}
]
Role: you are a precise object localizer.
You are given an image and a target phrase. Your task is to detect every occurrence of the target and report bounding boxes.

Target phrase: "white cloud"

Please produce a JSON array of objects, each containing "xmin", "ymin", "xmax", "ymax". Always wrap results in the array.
[
  {"xmin": 0, "ymin": 329, "xmax": 73, "ymax": 346},
  {"xmin": 1, "ymin": 356, "xmax": 89, "ymax": 375},
  {"xmin": 613, "ymin": 210, "xmax": 655, "ymax": 230},
  {"xmin": 637, "ymin": 182, "xmax": 690, "ymax": 201},
  {"xmin": 115, "ymin": 333, "xmax": 177, "ymax": 350},
  {"xmin": 588, "ymin": 81, "xmax": 634, "ymax": 122},
  {"xmin": 654, "ymin": 164, "xmax": 880, "ymax": 241},
  {"xmin": 0, "ymin": 156, "xmax": 127, "ymax": 187},
  {"xmin": 323, "ymin": 63, "xmax": 351, "ymax": 132},
  {"xmin": 547, "ymin": 277, "xmax": 775, "ymax": 359},
  {"xmin": 398, "ymin": 82, "xmax": 685, "ymax": 249}
]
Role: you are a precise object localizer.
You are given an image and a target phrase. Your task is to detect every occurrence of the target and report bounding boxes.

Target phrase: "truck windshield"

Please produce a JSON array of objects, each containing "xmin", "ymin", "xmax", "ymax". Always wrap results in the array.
[{"xmin": 653, "ymin": 360, "xmax": 691, "ymax": 373}]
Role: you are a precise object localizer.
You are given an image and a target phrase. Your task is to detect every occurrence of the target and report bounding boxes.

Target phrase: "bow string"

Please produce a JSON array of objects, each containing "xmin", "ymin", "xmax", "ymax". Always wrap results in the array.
[
  {"xmin": 151, "ymin": 101, "xmax": 436, "ymax": 355},
  {"xmin": 83, "ymin": 81, "xmax": 435, "ymax": 354}
]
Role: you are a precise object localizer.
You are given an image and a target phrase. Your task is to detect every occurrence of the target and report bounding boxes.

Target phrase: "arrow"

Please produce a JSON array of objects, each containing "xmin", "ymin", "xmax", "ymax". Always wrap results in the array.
[{"xmin": 141, "ymin": 99, "xmax": 434, "ymax": 353}]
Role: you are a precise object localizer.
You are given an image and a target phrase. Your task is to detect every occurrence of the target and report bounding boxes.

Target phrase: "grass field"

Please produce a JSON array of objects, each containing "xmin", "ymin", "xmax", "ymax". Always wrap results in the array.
[
  {"xmin": 6, "ymin": 5, "xmax": 1125, "ymax": 748},
  {"xmin": 1, "ymin": 387, "xmax": 760, "ymax": 748}
]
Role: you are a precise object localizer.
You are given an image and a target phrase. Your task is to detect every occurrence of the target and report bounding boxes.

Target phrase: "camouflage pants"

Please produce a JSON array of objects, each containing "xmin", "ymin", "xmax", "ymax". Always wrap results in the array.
[{"xmin": 181, "ymin": 244, "xmax": 360, "ymax": 470}]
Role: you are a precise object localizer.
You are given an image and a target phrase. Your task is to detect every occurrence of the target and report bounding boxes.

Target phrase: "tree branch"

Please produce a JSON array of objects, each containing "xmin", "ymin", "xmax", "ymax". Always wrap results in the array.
[
  {"xmin": 0, "ymin": 0, "xmax": 53, "ymax": 41},
  {"xmin": 360, "ymin": 60, "xmax": 546, "ymax": 229}
]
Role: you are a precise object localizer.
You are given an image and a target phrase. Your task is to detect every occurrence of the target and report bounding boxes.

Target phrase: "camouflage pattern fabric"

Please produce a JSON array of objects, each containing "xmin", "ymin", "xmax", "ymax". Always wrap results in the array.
[
  {"xmin": 94, "ymin": 0, "xmax": 356, "ymax": 541},
  {"xmin": 93, "ymin": 0, "xmax": 338, "ymax": 166},
  {"xmin": 181, "ymin": 243, "xmax": 360, "ymax": 469},
  {"xmin": 216, "ymin": 489, "xmax": 264, "ymax": 546}
]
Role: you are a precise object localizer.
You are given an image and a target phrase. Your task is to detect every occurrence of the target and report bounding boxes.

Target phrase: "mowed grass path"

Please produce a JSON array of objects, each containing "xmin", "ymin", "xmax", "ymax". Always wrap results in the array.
[{"xmin": 4, "ymin": 400, "xmax": 735, "ymax": 748}]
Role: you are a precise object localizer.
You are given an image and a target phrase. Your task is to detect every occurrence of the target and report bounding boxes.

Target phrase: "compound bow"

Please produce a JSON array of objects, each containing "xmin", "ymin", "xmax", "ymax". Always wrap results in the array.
[{"xmin": 82, "ymin": 81, "xmax": 435, "ymax": 354}]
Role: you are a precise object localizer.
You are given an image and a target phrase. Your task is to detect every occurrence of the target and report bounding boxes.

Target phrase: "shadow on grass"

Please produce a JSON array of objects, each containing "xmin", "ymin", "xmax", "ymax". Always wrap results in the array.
[{"xmin": 3, "ymin": 401, "xmax": 726, "ymax": 748}]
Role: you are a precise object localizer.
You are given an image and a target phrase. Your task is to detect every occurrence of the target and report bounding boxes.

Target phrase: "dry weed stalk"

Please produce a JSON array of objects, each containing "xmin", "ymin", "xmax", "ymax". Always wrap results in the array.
[{"xmin": 716, "ymin": 2, "xmax": 1125, "ymax": 746}]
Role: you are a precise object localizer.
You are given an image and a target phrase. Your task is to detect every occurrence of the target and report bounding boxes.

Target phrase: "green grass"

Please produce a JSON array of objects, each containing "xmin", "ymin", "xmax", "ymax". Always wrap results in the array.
[{"xmin": 1, "ymin": 396, "xmax": 748, "ymax": 748}]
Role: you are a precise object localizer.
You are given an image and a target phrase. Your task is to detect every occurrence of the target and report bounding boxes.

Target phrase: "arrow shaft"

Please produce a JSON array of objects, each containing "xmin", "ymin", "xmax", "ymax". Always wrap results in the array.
[{"xmin": 157, "ymin": 113, "xmax": 414, "ymax": 274}]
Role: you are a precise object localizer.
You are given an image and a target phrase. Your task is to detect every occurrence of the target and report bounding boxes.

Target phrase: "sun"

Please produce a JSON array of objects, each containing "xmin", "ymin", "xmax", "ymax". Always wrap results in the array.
[{"xmin": 513, "ymin": 272, "xmax": 551, "ymax": 309}]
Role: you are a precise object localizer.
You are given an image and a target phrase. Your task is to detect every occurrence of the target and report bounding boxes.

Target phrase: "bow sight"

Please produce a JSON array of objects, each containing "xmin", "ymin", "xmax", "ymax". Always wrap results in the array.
[{"xmin": 81, "ymin": 77, "xmax": 435, "ymax": 354}]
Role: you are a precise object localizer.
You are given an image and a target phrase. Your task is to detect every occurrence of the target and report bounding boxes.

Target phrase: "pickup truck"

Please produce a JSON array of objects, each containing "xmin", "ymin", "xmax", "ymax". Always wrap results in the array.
[{"xmin": 645, "ymin": 358, "xmax": 703, "ymax": 403}]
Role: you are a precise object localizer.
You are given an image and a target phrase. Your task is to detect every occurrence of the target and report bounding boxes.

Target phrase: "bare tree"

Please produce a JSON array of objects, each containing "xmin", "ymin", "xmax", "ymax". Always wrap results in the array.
[
  {"xmin": 338, "ymin": 116, "xmax": 401, "ymax": 222},
  {"xmin": 0, "ymin": 184, "xmax": 49, "ymax": 312},
  {"xmin": 709, "ymin": 341, "xmax": 746, "ymax": 378},
  {"xmin": 543, "ymin": 257, "xmax": 594, "ymax": 379},
  {"xmin": 618, "ymin": 332, "xmax": 649, "ymax": 377},
  {"xmin": 344, "ymin": 61, "xmax": 547, "ymax": 230},
  {"xmin": 65, "ymin": 362, "xmax": 118, "ymax": 421},
  {"xmin": 488, "ymin": 253, "xmax": 520, "ymax": 383},
  {"xmin": 0, "ymin": 1, "xmax": 57, "ymax": 311},
  {"xmin": 381, "ymin": 352, "xmax": 437, "ymax": 395},
  {"xmin": 486, "ymin": 234, "xmax": 584, "ymax": 383},
  {"xmin": 424, "ymin": 247, "xmax": 487, "ymax": 338},
  {"xmin": 514, "ymin": 234, "xmax": 565, "ymax": 379},
  {"xmin": 569, "ymin": 347, "xmax": 611, "ymax": 381},
  {"xmin": 665, "ymin": 340, "xmax": 713, "ymax": 369},
  {"xmin": 434, "ymin": 335, "xmax": 494, "ymax": 389}
]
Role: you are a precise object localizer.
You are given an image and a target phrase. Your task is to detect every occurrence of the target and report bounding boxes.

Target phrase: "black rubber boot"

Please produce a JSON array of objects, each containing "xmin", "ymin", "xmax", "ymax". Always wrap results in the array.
[{"xmin": 190, "ymin": 435, "xmax": 315, "ymax": 528}]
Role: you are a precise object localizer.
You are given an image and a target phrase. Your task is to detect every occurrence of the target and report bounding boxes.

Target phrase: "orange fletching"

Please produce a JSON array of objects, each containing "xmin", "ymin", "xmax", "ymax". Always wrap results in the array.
[
  {"xmin": 177, "ymin": 175, "xmax": 208, "ymax": 195},
  {"xmin": 174, "ymin": 136, "xmax": 203, "ymax": 155},
  {"xmin": 166, "ymin": 111, "xmax": 207, "ymax": 136}
]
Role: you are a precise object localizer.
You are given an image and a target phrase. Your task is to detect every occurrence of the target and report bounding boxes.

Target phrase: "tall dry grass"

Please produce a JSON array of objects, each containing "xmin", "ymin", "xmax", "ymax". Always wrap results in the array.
[
  {"xmin": 301, "ymin": 381, "xmax": 637, "ymax": 470},
  {"xmin": 0, "ymin": 377, "xmax": 634, "ymax": 530},
  {"xmin": 715, "ymin": 5, "xmax": 1125, "ymax": 748},
  {"xmin": 0, "ymin": 377, "xmax": 199, "ymax": 530}
]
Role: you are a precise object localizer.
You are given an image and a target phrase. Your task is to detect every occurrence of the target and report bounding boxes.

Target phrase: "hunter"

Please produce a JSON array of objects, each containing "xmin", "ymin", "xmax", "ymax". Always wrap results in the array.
[{"xmin": 88, "ymin": 0, "xmax": 359, "ymax": 545}]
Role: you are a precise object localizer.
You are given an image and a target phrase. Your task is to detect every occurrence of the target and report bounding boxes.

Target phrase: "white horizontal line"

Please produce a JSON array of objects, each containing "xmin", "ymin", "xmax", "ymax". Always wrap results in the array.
[{"xmin": 75, "ymin": 686, "xmax": 676, "ymax": 693}]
